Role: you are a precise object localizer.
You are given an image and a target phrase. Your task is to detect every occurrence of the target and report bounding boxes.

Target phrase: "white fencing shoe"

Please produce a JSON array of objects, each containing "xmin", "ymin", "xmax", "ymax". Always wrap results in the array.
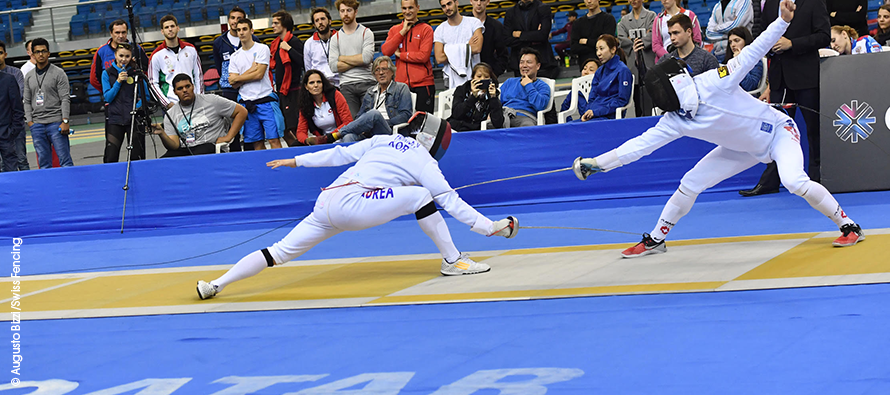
[
  {"xmin": 440, "ymin": 253, "xmax": 491, "ymax": 276},
  {"xmin": 196, "ymin": 280, "xmax": 218, "ymax": 300}
]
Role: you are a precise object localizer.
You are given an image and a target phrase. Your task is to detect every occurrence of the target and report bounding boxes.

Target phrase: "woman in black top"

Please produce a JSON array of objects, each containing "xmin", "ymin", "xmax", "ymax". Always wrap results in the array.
[{"xmin": 448, "ymin": 63, "xmax": 505, "ymax": 131}]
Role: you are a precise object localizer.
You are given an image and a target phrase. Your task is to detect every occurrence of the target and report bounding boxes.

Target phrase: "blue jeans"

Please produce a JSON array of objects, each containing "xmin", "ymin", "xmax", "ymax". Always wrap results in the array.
[
  {"xmin": 339, "ymin": 111, "xmax": 392, "ymax": 143},
  {"xmin": 31, "ymin": 122, "xmax": 73, "ymax": 169}
]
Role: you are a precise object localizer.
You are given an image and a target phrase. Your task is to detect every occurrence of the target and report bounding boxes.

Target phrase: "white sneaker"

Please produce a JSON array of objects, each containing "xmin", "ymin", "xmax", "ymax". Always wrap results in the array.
[
  {"xmin": 440, "ymin": 253, "xmax": 491, "ymax": 276},
  {"xmin": 196, "ymin": 280, "xmax": 218, "ymax": 300}
]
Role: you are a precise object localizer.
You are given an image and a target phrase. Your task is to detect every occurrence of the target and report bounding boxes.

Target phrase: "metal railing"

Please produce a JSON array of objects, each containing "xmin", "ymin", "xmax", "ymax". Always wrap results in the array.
[{"xmin": 0, "ymin": 0, "xmax": 114, "ymax": 44}]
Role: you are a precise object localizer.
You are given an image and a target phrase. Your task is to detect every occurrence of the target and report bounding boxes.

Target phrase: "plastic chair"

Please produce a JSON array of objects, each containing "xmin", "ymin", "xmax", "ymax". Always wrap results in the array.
[
  {"xmin": 557, "ymin": 74, "xmax": 594, "ymax": 123},
  {"xmin": 482, "ymin": 77, "xmax": 555, "ymax": 130},
  {"xmin": 746, "ymin": 57, "xmax": 768, "ymax": 98},
  {"xmin": 435, "ymin": 87, "xmax": 456, "ymax": 120}
]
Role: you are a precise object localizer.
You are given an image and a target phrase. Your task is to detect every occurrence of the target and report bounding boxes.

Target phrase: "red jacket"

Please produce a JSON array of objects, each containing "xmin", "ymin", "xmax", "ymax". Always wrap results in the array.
[
  {"xmin": 296, "ymin": 89, "xmax": 353, "ymax": 145},
  {"xmin": 380, "ymin": 22, "xmax": 435, "ymax": 88}
]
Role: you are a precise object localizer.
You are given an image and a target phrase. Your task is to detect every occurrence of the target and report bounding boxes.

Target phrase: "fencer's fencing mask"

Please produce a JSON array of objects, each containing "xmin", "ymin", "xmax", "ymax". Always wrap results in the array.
[
  {"xmin": 644, "ymin": 57, "xmax": 699, "ymax": 116},
  {"xmin": 399, "ymin": 112, "xmax": 452, "ymax": 161}
]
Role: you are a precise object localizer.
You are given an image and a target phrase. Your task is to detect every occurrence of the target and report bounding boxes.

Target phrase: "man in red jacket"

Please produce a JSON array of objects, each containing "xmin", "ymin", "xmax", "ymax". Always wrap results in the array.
[{"xmin": 381, "ymin": 0, "xmax": 435, "ymax": 112}]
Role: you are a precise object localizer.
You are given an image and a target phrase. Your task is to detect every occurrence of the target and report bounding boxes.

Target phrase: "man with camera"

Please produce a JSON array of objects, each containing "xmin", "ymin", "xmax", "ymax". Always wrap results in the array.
[{"xmin": 617, "ymin": 0, "xmax": 656, "ymax": 117}]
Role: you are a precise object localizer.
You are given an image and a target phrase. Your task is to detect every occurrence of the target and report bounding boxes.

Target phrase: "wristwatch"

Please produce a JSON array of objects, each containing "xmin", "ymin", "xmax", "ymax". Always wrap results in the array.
[{"xmin": 62, "ymin": 119, "xmax": 69, "ymax": 124}]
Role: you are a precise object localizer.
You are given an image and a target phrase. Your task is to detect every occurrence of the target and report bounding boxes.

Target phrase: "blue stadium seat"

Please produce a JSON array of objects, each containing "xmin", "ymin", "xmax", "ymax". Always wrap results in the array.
[
  {"xmin": 188, "ymin": 5, "xmax": 205, "ymax": 23},
  {"xmin": 170, "ymin": 7, "xmax": 187, "ymax": 24}
]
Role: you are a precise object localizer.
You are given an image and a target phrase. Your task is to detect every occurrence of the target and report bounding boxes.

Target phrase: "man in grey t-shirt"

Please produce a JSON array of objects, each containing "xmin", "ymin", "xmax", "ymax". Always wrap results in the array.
[
  {"xmin": 659, "ymin": 14, "xmax": 718, "ymax": 76},
  {"xmin": 155, "ymin": 74, "xmax": 248, "ymax": 157}
]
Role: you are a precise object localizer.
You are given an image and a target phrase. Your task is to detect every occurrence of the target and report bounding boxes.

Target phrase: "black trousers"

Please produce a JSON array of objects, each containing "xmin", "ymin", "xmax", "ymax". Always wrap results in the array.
[
  {"xmin": 104, "ymin": 123, "xmax": 145, "ymax": 163},
  {"xmin": 0, "ymin": 135, "xmax": 18, "ymax": 172},
  {"xmin": 411, "ymin": 85, "xmax": 435, "ymax": 114},
  {"xmin": 754, "ymin": 86, "xmax": 821, "ymax": 188},
  {"xmin": 161, "ymin": 142, "xmax": 217, "ymax": 157}
]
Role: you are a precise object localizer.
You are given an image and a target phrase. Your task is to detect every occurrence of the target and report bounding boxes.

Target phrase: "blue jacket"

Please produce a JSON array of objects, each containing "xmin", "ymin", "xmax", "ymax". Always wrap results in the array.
[
  {"xmin": 560, "ymin": 90, "xmax": 589, "ymax": 122},
  {"xmin": 89, "ymin": 39, "xmax": 148, "ymax": 92},
  {"xmin": 587, "ymin": 55, "xmax": 633, "ymax": 118},
  {"xmin": 500, "ymin": 77, "xmax": 550, "ymax": 116},
  {"xmin": 358, "ymin": 80, "xmax": 413, "ymax": 126},
  {"xmin": 739, "ymin": 57, "xmax": 763, "ymax": 92},
  {"xmin": 102, "ymin": 62, "xmax": 151, "ymax": 125}
]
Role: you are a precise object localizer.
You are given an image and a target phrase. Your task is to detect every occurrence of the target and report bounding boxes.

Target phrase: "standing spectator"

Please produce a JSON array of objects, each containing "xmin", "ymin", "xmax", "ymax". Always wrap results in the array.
[
  {"xmin": 706, "ymin": 0, "xmax": 754, "ymax": 61},
  {"xmin": 652, "ymin": 0, "xmax": 703, "ymax": 62},
  {"xmin": 828, "ymin": 0, "xmax": 868, "ymax": 37},
  {"xmin": 20, "ymin": 40, "xmax": 36, "ymax": 78},
  {"xmin": 449, "ymin": 62, "xmax": 505, "ymax": 131},
  {"xmin": 499, "ymin": 48, "xmax": 551, "ymax": 128},
  {"xmin": 0, "ymin": 71, "xmax": 23, "ymax": 172},
  {"xmin": 617, "ymin": 0, "xmax": 656, "ymax": 117},
  {"xmin": 434, "ymin": 0, "xmax": 484, "ymax": 89},
  {"xmin": 149, "ymin": 15, "xmax": 203, "ymax": 107},
  {"xmin": 875, "ymin": 5, "xmax": 890, "ymax": 46},
  {"xmin": 0, "ymin": 40, "xmax": 28, "ymax": 171},
  {"xmin": 739, "ymin": 0, "xmax": 830, "ymax": 196},
  {"xmin": 90, "ymin": 20, "xmax": 149, "ymax": 92},
  {"xmin": 559, "ymin": 58, "xmax": 600, "ymax": 121},
  {"xmin": 831, "ymin": 25, "xmax": 883, "ymax": 54},
  {"xmin": 295, "ymin": 70, "xmax": 353, "ymax": 146},
  {"xmin": 724, "ymin": 26, "xmax": 764, "ymax": 92},
  {"xmin": 24, "ymin": 38, "xmax": 72, "ymax": 169},
  {"xmin": 572, "ymin": 0, "xmax": 617, "ymax": 70},
  {"xmin": 270, "ymin": 10, "xmax": 305, "ymax": 145},
  {"xmin": 304, "ymin": 8, "xmax": 339, "ymax": 87},
  {"xmin": 102, "ymin": 44, "xmax": 150, "ymax": 163},
  {"xmin": 751, "ymin": 0, "xmax": 764, "ymax": 37},
  {"xmin": 471, "ymin": 0, "xmax": 511, "ymax": 78},
  {"xmin": 155, "ymin": 75, "xmax": 248, "ymax": 157},
  {"xmin": 328, "ymin": 0, "xmax": 375, "ymax": 115},
  {"xmin": 551, "ymin": 11, "xmax": 578, "ymax": 60},
  {"xmin": 381, "ymin": 0, "xmax": 436, "ymax": 113},
  {"xmin": 659, "ymin": 14, "xmax": 719, "ymax": 76},
  {"xmin": 212, "ymin": 6, "xmax": 256, "ymax": 152},
  {"xmin": 504, "ymin": 0, "xmax": 557, "ymax": 78},
  {"xmin": 580, "ymin": 34, "xmax": 632, "ymax": 121},
  {"xmin": 229, "ymin": 17, "xmax": 283, "ymax": 150}
]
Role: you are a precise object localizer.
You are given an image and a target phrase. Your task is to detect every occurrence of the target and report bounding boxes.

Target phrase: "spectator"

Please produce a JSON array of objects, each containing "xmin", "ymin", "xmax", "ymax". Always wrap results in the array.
[
  {"xmin": 329, "ymin": 0, "xmax": 375, "ymax": 115},
  {"xmin": 831, "ymin": 25, "xmax": 883, "ymax": 54},
  {"xmin": 559, "ymin": 58, "xmax": 601, "ymax": 121},
  {"xmin": 0, "ymin": 40, "xmax": 28, "ymax": 171},
  {"xmin": 659, "ymin": 14, "xmax": 719, "ymax": 76},
  {"xmin": 339, "ymin": 56, "xmax": 413, "ymax": 142},
  {"xmin": 550, "ymin": 10, "xmax": 578, "ymax": 60},
  {"xmin": 706, "ymin": 0, "xmax": 754, "ymax": 61},
  {"xmin": 751, "ymin": 0, "xmax": 763, "ymax": 37},
  {"xmin": 20, "ymin": 40, "xmax": 36, "ymax": 78},
  {"xmin": 875, "ymin": 5, "xmax": 890, "ymax": 46},
  {"xmin": 828, "ymin": 0, "xmax": 868, "ymax": 37},
  {"xmin": 229, "ymin": 17, "xmax": 284, "ymax": 150},
  {"xmin": 449, "ymin": 62, "xmax": 506, "ymax": 131},
  {"xmin": 505, "ymin": 0, "xmax": 557, "ymax": 77},
  {"xmin": 304, "ymin": 7, "xmax": 340, "ymax": 87},
  {"xmin": 617, "ymin": 0, "xmax": 656, "ymax": 117},
  {"xmin": 499, "ymin": 48, "xmax": 551, "ymax": 128},
  {"xmin": 90, "ymin": 20, "xmax": 149, "ymax": 93},
  {"xmin": 155, "ymin": 74, "xmax": 248, "ymax": 157},
  {"xmin": 580, "ymin": 34, "xmax": 632, "ymax": 121},
  {"xmin": 149, "ymin": 15, "xmax": 203, "ymax": 107},
  {"xmin": 270, "ymin": 10, "xmax": 305, "ymax": 145},
  {"xmin": 724, "ymin": 26, "xmax": 763, "ymax": 92},
  {"xmin": 0, "ymin": 71, "xmax": 23, "ymax": 172},
  {"xmin": 23, "ymin": 38, "xmax": 72, "ymax": 169},
  {"xmin": 102, "ymin": 44, "xmax": 150, "ymax": 163},
  {"xmin": 471, "ymin": 0, "xmax": 511, "ymax": 78},
  {"xmin": 213, "ymin": 7, "xmax": 257, "ymax": 102},
  {"xmin": 295, "ymin": 70, "xmax": 353, "ymax": 145},
  {"xmin": 572, "ymin": 0, "xmax": 617, "ymax": 70},
  {"xmin": 434, "ymin": 0, "xmax": 484, "ymax": 89},
  {"xmin": 621, "ymin": 7, "xmax": 629, "ymax": 18},
  {"xmin": 739, "ymin": 0, "xmax": 830, "ymax": 196},
  {"xmin": 652, "ymin": 0, "xmax": 703, "ymax": 62},
  {"xmin": 381, "ymin": 0, "xmax": 436, "ymax": 113}
]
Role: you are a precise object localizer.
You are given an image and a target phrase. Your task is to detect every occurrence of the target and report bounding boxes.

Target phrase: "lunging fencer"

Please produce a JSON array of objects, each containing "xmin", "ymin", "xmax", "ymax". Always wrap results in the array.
[
  {"xmin": 573, "ymin": 0, "xmax": 864, "ymax": 258},
  {"xmin": 197, "ymin": 113, "xmax": 518, "ymax": 299}
]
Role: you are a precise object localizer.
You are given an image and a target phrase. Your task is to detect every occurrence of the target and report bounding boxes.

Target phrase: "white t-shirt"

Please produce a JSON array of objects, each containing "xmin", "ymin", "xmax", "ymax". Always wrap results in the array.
[
  {"xmin": 227, "ymin": 33, "xmax": 240, "ymax": 47},
  {"xmin": 433, "ymin": 16, "xmax": 484, "ymax": 66},
  {"xmin": 20, "ymin": 60, "xmax": 35, "ymax": 78},
  {"xmin": 229, "ymin": 43, "xmax": 273, "ymax": 101},
  {"xmin": 373, "ymin": 91, "xmax": 389, "ymax": 120},
  {"xmin": 314, "ymin": 100, "xmax": 337, "ymax": 133}
]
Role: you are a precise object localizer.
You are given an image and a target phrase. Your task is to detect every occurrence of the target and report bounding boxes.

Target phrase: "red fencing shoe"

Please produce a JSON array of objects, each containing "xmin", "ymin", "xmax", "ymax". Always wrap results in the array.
[
  {"xmin": 622, "ymin": 233, "xmax": 667, "ymax": 258},
  {"xmin": 833, "ymin": 224, "xmax": 865, "ymax": 247}
]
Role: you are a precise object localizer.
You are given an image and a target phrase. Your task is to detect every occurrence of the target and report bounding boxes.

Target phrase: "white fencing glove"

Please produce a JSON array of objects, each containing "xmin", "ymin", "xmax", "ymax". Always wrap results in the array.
[
  {"xmin": 490, "ymin": 216, "xmax": 519, "ymax": 238},
  {"xmin": 573, "ymin": 157, "xmax": 602, "ymax": 180}
]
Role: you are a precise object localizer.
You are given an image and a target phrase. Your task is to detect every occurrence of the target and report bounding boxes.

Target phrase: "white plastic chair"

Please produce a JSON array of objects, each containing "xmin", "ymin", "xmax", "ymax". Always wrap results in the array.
[
  {"xmin": 746, "ymin": 57, "xmax": 768, "ymax": 98},
  {"xmin": 557, "ymin": 74, "xmax": 595, "ymax": 123},
  {"xmin": 410, "ymin": 92, "xmax": 417, "ymax": 112},
  {"xmin": 482, "ymin": 77, "xmax": 556, "ymax": 130},
  {"xmin": 436, "ymin": 87, "xmax": 456, "ymax": 120}
]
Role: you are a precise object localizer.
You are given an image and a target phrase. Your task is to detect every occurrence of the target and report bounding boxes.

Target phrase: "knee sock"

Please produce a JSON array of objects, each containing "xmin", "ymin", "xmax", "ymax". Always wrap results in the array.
[
  {"xmin": 650, "ymin": 187, "xmax": 698, "ymax": 241},
  {"xmin": 799, "ymin": 181, "xmax": 854, "ymax": 228},
  {"xmin": 417, "ymin": 211, "xmax": 461, "ymax": 263},
  {"xmin": 211, "ymin": 250, "xmax": 270, "ymax": 292}
]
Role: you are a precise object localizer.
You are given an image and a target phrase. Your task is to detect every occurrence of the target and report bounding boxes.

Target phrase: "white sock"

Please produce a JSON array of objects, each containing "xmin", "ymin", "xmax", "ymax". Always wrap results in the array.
[
  {"xmin": 799, "ymin": 181, "xmax": 855, "ymax": 228},
  {"xmin": 650, "ymin": 188, "xmax": 698, "ymax": 241},
  {"xmin": 417, "ymin": 212, "xmax": 461, "ymax": 263},
  {"xmin": 211, "ymin": 250, "xmax": 269, "ymax": 292}
]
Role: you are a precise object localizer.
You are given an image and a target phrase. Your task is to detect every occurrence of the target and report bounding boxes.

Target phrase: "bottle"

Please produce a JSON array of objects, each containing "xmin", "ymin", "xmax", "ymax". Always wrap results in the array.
[{"xmin": 564, "ymin": 56, "xmax": 570, "ymax": 67}]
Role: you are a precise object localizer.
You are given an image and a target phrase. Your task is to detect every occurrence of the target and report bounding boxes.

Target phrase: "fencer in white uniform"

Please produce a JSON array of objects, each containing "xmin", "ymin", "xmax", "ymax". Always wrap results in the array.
[
  {"xmin": 197, "ymin": 114, "xmax": 518, "ymax": 299},
  {"xmin": 573, "ymin": 0, "xmax": 865, "ymax": 258}
]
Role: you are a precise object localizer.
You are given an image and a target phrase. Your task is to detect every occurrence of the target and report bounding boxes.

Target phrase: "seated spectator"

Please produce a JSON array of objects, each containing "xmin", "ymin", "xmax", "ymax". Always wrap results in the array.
[
  {"xmin": 449, "ymin": 62, "xmax": 505, "ymax": 131},
  {"xmin": 659, "ymin": 14, "xmax": 719, "ymax": 76},
  {"xmin": 295, "ymin": 70, "xmax": 353, "ymax": 145},
  {"xmin": 102, "ymin": 44, "xmax": 150, "ymax": 163},
  {"xmin": 652, "ymin": 0, "xmax": 703, "ymax": 62},
  {"xmin": 155, "ymin": 75, "xmax": 248, "ymax": 157},
  {"xmin": 559, "ymin": 58, "xmax": 601, "ymax": 121},
  {"xmin": 499, "ymin": 48, "xmax": 552, "ymax": 128},
  {"xmin": 550, "ymin": 11, "xmax": 577, "ymax": 60},
  {"xmin": 579, "ymin": 34, "xmax": 632, "ymax": 121},
  {"xmin": 724, "ymin": 26, "xmax": 763, "ymax": 92},
  {"xmin": 875, "ymin": 5, "xmax": 890, "ymax": 46},
  {"xmin": 705, "ymin": 0, "xmax": 753, "ymax": 61},
  {"xmin": 831, "ymin": 25, "xmax": 883, "ymax": 55}
]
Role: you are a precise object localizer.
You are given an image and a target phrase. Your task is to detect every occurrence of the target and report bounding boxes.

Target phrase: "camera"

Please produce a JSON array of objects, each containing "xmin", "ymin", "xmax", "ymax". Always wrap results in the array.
[
  {"xmin": 629, "ymin": 28, "xmax": 645, "ymax": 40},
  {"xmin": 478, "ymin": 79, "xmax": 492, "ymax": 90}
]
